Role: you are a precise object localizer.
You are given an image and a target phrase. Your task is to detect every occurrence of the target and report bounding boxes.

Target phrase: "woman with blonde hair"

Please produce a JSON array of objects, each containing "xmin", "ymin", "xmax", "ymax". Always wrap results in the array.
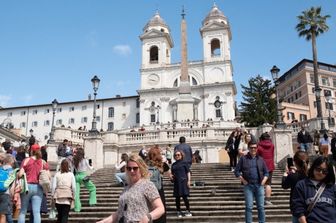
[{"xmin": 97, "ymin": 154, "xmax": 164, "ymax": 223}]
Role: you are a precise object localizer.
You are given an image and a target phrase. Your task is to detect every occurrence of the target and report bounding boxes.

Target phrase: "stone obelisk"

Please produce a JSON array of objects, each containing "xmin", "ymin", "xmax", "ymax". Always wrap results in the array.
[{"xmin": 176, "ymin": 7, "xmax": 195, "ymax": 121}]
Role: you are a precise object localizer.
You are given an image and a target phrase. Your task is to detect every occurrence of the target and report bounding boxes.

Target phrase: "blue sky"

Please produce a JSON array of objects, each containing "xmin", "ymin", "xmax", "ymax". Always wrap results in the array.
[{"xmin": 0, "ymin": 0, "xmax": 335, "ymax": 108}]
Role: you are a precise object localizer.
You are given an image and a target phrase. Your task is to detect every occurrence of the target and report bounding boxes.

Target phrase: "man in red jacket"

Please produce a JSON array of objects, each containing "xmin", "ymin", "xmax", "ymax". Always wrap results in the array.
[{"xmin": 257, "ymin": 132, "xmax": 275, "ymax": 205}]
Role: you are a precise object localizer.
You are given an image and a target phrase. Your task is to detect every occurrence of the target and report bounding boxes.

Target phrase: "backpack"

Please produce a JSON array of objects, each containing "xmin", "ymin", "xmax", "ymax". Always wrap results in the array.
[
  {"xmin": 148, "ymin": 166, "xmax": 162, "ymax": 190},
  {"xmin": 0, "ymin": 167, "xmax": 11, "ymax": 192}
]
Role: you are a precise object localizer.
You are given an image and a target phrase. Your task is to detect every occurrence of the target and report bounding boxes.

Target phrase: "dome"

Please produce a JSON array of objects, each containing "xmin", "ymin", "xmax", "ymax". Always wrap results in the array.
[
  {"xmin": 202, "ymin": 4, "xmax": 226, "ymax": 26},
  {"xmin": 143, "ymin": 11, "xmax": 170, "ymax": 32}
]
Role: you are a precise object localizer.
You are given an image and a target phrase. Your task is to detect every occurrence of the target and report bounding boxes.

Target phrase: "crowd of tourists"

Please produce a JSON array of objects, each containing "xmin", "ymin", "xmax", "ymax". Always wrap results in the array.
[
  {"xmin": 2, "ymin": 125, "xmax": 336, "ymax": 223},
  {"xmin": 0, "ymin": 137, "xmax": 95, "ymax": 223}
]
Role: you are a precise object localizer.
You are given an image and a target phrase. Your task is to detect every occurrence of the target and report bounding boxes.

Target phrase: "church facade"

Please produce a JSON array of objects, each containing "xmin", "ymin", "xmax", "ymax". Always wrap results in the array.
[{"xmin": 0, "ymin": 4, "xmax": 238, "ymax": 162}]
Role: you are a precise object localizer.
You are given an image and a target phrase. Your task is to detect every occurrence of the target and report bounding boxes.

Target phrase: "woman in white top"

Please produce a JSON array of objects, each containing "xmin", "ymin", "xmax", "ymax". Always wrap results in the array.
[
  {"xmin": 72, "ymin": 148, "xmax": 96, "ymax": 212},
  {"xmin": 238, "ymin": 133, "xmax": 252, "ymax": 157},
  {"xmin": 115, "ymin": 153, "xmax": 128, "ymax": 186},
  {"xmin": 319, "ymin": 133, "xmax": 329, "ymax": 157},
  {"xmin": 52, "ymin": 159, "xmax": 76, "ymax": 223}
]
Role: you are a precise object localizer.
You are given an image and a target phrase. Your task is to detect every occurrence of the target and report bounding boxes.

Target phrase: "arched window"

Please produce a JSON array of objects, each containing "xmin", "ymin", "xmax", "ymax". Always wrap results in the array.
[
  {"xmin": 173, "ymin": 76, "xmax": 198, "ymax": 87},
  {"xmin": 150, "ymin": 46, "xmax": 159, "ymax": 63},
  {"xmin": 211, "ymin": 39, "xmax": 221, "ymax": 57}
]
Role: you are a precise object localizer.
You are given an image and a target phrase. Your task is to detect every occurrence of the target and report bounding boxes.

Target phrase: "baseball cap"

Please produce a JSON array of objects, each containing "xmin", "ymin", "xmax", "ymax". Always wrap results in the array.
[{"xmin": 31, "ymin": 144, "xmax": 40, "ymax": 152}]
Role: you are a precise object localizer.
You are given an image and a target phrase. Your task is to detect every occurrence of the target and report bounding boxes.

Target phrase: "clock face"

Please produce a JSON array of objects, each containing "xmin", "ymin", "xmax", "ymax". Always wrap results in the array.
[{"xmin": 147, "ymin": 74, "xmax": 160, "ymax": 85}]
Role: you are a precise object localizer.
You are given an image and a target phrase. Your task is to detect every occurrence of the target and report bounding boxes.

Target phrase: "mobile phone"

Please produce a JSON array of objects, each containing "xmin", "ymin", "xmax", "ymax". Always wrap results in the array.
[{"xmin": 287, "ymin": 157, "xmax": 294, "ymax": 168}]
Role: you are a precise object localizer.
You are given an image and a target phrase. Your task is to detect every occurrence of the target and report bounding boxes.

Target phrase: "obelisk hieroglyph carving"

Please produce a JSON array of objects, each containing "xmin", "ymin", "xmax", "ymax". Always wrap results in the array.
[{"xmin": 177, "ymin": 7, "xmax": 195, "ymax": 121}]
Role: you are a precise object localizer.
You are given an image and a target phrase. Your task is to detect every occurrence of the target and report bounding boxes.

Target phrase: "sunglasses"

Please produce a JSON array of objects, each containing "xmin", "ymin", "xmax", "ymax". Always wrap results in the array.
[
  {"xmin": 126, "ymin": 166, "xmax": 139, "ymax": 171},
  {"xmin": 315, "ymin": 167, "xmax": 328, "ymax": 175},
  {"xmin": 175, "ymin": 154, "xmax": 181, "ymax": 157}
]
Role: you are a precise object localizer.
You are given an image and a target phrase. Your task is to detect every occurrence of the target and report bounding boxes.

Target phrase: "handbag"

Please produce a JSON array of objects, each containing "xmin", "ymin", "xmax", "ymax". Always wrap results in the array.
[
  {"xmin": 306, "ymin": 183, "xmax": 326, "ymax": 216},
  {"xmin": 39, "ymin": 160, "xmax": 51, "ymax": 193}
]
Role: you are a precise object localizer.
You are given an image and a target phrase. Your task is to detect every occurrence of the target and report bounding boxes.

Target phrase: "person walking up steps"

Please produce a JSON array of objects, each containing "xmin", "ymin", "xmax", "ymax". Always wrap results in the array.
[{"xmin": 72, "ymin": 148, "xmax": 96, "ymax": 212}]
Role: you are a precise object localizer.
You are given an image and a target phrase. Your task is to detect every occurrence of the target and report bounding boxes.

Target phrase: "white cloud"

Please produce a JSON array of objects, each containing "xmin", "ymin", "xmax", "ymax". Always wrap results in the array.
[
  {"xmin": 0, "ymin": 95, "xmax": 12, "ymax": 107},
  {"xmin": 113, "ymin": 44, "xmax": 132, "ymax": 56}
]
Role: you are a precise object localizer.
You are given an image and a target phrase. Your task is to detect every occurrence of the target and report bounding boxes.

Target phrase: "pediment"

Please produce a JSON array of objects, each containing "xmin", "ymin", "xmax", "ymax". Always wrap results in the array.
[
  {"xmin": 140, "ymin": 30, "xmax": 174, "ymax": 47},
  {"xmin": 200, "ymin": 21, "xmax": 228, "ymax": 32}
]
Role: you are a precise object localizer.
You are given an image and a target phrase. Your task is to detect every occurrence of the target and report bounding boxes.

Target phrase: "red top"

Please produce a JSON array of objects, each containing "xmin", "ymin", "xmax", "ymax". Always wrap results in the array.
[
  {"xmin": 257, "ymin": 139, "xmax": 275, "ymax": 172},
  {"xmin": 21, "ymin": 158, "xmax": 49, "ymax": 184}
]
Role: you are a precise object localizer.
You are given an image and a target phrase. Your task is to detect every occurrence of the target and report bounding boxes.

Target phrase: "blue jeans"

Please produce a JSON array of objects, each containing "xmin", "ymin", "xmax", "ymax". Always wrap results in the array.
[
  {"xmin": 243, "ymin": 184, "xmax": 265, "ymax": 223},
  {"xmin": 18, "ymin": 184, "xmax": 43, "ymax": 223},
  {"xmin": 300, "ymin": 143, "xmax": 309, "ymax": 151},
  {"xmin": 115, "ymin": 172, "xmax": 126, "ymax": 184}
]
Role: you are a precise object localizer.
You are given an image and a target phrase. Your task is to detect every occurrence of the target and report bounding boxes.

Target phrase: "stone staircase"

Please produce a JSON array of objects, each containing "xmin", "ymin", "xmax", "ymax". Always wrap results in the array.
[{"xmin": 41, "ymin": 163, "xmax": 292, "ymax": 223}]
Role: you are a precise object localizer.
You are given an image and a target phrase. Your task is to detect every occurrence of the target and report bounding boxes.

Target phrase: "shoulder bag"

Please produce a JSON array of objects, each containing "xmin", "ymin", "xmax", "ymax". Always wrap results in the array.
[{"xmin": 306, "ymin": 183, "xmax": 326, "ymax": 216}]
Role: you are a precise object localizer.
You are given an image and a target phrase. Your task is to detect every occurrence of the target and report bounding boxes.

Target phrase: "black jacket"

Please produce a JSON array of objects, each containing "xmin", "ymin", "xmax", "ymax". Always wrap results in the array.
[
  {"xmin": 297, "ymin": 131, "xmax": 313, "ymax": 144},
  {"xmin": 281, "ymin": 172, "xmax": 307, "ymax": 212}
]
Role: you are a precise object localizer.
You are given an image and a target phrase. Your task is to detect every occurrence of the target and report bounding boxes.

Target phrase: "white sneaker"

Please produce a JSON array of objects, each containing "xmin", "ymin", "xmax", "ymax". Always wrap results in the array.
[
  {"xmin": 184, "ymin": 211, "xmax": 192, "ymax": 217},
  {"xmin": 177, "ymin": 211, "xmax": 183, "ymax": 218},
  {"xmin": 265, "ymin": 200, "xmax": 273, "ymax": 206}
]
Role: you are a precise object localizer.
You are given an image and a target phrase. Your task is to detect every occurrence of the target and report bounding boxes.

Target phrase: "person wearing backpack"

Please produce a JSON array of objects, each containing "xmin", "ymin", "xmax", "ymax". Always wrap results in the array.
[
  {"xmin": 17, "ymin": 144, "xmax": 50, "ymax": 223},
  {"xmin": 171, "ymin": 150, "xmax": 192, "ymax": 218},
  {"xmin": 146, "ymin": 146, "xmax": 170, "ymax": 223},
  {"xmin": 0, "ymin": 154, "xmax": 15, "ymax": 223}
]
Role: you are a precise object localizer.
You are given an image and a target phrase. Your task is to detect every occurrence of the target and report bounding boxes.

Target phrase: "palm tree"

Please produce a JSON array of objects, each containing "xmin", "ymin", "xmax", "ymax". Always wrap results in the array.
[{"xmin": 296, "ymin": 6, "xmax": 330, "ymax": 130}]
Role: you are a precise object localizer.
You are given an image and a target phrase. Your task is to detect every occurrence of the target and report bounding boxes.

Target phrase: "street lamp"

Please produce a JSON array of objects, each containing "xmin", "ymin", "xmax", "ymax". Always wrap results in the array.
[
  {"xmin": 314, "ymin": 86, "xmax": 326, "ymax": 133},
  {"xmin": 156, "ymin": 105, "xmax": 161, "ymax": 124},
  {"xmin": 90, "ymin": 75, "xmax": 100, "ymax": 134},
  {"xmin": 326, "ymin": 95, "xmax": 333, "ymax": 127},
  {"xmin": 48, "ymin": 99, "xmax": 58, "ymax": 143},
  {"xmin": 271, "ymin": 65, "xmax": 285, "ymax": 129},
  {"xmin": 214, "ymin": 96, "xmax": 224, "ymax": 121}
]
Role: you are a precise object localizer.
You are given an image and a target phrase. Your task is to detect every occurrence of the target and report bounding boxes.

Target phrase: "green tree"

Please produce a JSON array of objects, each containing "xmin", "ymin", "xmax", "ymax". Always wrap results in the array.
[
  {"xmin": 240, "ymin": 75, "xmax": 276, "ymax": 127},
  {"xmin": 296, "ymin": 6, "xmax": 330, "ymax": 122}
]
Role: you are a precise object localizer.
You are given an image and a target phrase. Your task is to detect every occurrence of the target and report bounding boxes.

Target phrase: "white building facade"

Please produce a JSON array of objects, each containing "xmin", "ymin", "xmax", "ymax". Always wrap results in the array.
[{"xmin": 0, "ymin": 5, "xmax": 243, "ymax": 166}]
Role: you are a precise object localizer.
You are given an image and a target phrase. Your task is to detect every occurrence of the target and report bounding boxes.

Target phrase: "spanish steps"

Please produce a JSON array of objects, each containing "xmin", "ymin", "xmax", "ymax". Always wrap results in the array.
[{"xmin": 40, "ymin": 162, "xmax": 292, "ymax": 223}]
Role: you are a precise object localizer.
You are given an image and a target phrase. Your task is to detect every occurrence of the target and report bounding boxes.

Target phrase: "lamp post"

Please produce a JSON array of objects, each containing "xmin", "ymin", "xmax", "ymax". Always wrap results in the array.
[
  {"xmin": 271, "ymin": 65, "xmax": 285, "ymax": 129},
  {"xmin": 156, "ymin": 105, "xmax": 161, "ymax": 124},
  {"xmin": 326, "ymin": 95, "xmax": 333, "ymax": 128},
  {"xmin": 214, "ymin": 96, "xmax": 224, "ymax": 121},
  {"xmin": 314, "ymin": 86, "xmax": 326, "ymax": 133},
  {"xmin": 48, "ymin": 99, "xmax": 58, "ymax": 143},
  {"xmin": 90, "ymin": 75, "xmax": 100, "ymax": 134}
]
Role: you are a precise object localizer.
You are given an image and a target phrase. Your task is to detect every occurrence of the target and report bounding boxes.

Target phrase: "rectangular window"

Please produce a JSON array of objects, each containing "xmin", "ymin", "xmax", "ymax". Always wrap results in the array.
[
  {"xmin": 215, "ymin": 109, "xmax": 221, "ymax": 117},
  {"xmin": 7, "ymin": 112, "xmax": 12, "ymax": 117},
  {"xmin": 97, "ymin": 104, "xmax": 100, "ymax": 109},
  {"xmin": 326, "ymin": 102, "xmax": 334, "ymax": 110},
  {"xmin": 81, "ymin": 117, "xmax": 88, "ymax": 123},
  {"xmin": 57, "ymin": 108, "xmax": 62, "ymax": 112},
  {"xmin": 44, "ymin": 120, "xmax": 50, "ymax": 126},
  {"xmin": 44, "ymin": 109, "xmax": 50, "ymax": 114},
  {"xmin": 324, "ymin": 90, "xmax": 332, "ymax": 97},
  {"xmin": 310, "ymin": 74, "xmax": 314, "ymax": 83},
  {"xmin": 96, "ymin": 116, "xmax": 100, "ymax": 122},
  {"xmin": 321, "ymin": 77, "xmax": 330, "ymax": 86},
  {"xmin": 21, "ymin": 111, "xmax": 26, "ymax": 116},
  {"xmin": 136, "ymin": 113, "xmax": 140, "ymax": 124},
  {"xmin": 33, "ymin": 110, "xmax": 38, "ymax": 115},
  {"xmin": 287, "ymin": 112, "xmax": 295, "ymax": 120},
  {"xmin": 82, "ymin": 105, "xmax": 87, "ymax": 111},
  {"xmin": 56, "ymin": 119, "xmax": 62, "ymax": 125},
  {"xmin": 136, "ymin": 98, "xmax": 140, "ymax": 108},
  {"xmin": 108, "ymin": 107, "xmax": 114, "ymax": 117},
  {"xmin": 69, "ymin": 118, "xmax": 75, "ymax": 124},
  {"xmin": 299, "ymin": 114, "xmax": 307, "ymax": 122},
  {"xmin": 69, "ymin": 107, "xmax": 75, "ymax": 112},
  {"xmin": 32, "ymin": 121, "xmax": 38, "ymax": 127},
  {"xmin": 20, "ymin": 122, "xmax": 26, "ymax": 128},
  {"xmin": 150, "ymin": 114, "xmax": 156, "ymax": 123},
  {"xmin": 107, "ymin": 122, "xmax": 114, "ymax": 131}
]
